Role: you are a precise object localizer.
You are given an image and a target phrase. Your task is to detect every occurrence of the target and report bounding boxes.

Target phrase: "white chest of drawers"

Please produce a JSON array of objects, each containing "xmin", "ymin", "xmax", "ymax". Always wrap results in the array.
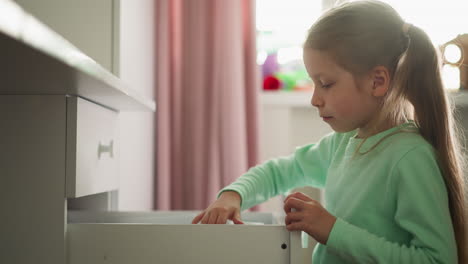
[{"xmin": 0, "ymin": 95, "xmax": 303, "ymax": 264}]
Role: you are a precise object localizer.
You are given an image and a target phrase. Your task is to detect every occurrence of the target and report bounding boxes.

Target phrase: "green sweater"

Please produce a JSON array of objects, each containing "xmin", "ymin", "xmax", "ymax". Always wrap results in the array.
[{"xmin": 221, "ymin": 123, "xmax": 457, "ymax": 263}]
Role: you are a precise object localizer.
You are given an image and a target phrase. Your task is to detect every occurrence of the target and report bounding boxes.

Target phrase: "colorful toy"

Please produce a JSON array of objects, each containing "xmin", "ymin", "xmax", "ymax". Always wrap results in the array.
[
  {"xmin": 262, "ymin": 53, "xmax": 279, "ymax": 77},
  {"xmin": 263, "ymin": 75, "xmax": 281, "ymax": 90}
]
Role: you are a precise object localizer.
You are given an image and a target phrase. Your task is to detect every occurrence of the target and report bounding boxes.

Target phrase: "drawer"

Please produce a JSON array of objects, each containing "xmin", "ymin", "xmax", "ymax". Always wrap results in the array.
[
  {"xmin": 67, "ymin": 211, "xmax": 303, "ymax": 264},
  {"xmin": 66, "ymin": 96, "xmax": 119, "ymax": 198}
]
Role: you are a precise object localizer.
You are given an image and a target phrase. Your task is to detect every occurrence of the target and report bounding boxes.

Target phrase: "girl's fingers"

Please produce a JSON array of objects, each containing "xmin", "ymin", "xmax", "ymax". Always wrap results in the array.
[
  {"xmin": 286, "ymin": 221, "xmax": 305, "ymax": 231},
  {"xmin": 232, "ymin": 218, "xmax": 244, "ymax": 224},
  {"xmin": 208, "ymin": 211, "xmax": 219, "ymax": 224},
  {"xmin": 193, "ymin": 208, "xmax": 243, "ymax": 225},
  {"xmin": 201, "ymin": 212, "xmax": 211, "ymax": 224},
  {"xmin": 232, "ymin": 212, "xmax": 244, "ymax": 224},
  {"xmin": 217, "ymin": 214, "xmax": 228, "ymax": 224},
  {"xmin": 285, "ymin": 192, "xmax": 313, "ymax": 203},
  {"xmin": 285, "ymin": 211, "xmax": 302, "ymax": 225},
  {"xmin": 284, "ymin": 197, "xmax": 304, "ymax": 213},
  {"xmin": 192, "ymin": 211, "xmax": 205, "ymax": 224},
  {"xmin": 292, "ymin": 192, "xmax": 313, "ymax": 201}
]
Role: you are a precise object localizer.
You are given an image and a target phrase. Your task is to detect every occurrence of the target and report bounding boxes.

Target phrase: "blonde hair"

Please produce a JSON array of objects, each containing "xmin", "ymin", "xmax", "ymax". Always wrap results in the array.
[{"xmin": 305, "ymin": 1, "xmax": 466, "ymax": 262}]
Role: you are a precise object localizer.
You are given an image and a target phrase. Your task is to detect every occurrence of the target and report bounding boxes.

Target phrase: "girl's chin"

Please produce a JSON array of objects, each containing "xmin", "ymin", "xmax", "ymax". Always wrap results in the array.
[{"xmin": 328, "ymin": 123, "xmax": 357, "ymax": 133}]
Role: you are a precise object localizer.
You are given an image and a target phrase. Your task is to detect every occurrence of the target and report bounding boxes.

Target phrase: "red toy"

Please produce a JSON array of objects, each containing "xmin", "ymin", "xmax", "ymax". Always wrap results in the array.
[{"xmin": 263, "ymin": 75, "xmax": 281, "ymax": 90}]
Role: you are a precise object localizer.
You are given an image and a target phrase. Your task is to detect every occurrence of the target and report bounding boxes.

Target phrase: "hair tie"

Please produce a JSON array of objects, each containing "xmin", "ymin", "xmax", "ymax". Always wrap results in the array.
[{"xmin": 402, "ymin": 23, "xmax": 412, "ymax": 35}]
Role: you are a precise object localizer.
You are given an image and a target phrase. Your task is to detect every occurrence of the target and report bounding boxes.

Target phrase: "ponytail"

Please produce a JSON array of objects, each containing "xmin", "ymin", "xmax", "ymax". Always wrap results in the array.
[{"xmin": 393, "ymin": 24, "xmax": 467, "ymax": 263}]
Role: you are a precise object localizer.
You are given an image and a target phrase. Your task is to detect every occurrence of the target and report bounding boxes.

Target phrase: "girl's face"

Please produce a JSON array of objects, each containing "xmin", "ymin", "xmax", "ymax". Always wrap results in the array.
[{"xmin": 303, "ymin": 48, "xmax": 381, "ymax": 137}]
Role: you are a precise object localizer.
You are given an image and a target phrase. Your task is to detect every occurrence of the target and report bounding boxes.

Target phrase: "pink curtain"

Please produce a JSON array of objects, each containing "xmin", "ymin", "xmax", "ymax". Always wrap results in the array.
[{"xmin": 155, "ymin": 0, "xmax": 260, "ymax": 210}]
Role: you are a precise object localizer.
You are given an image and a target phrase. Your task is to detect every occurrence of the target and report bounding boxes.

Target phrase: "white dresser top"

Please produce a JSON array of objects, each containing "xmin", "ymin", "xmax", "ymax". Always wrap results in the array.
[{"xmin": 0, "ymin": 0, "xmax": 155, "ymax": 112}]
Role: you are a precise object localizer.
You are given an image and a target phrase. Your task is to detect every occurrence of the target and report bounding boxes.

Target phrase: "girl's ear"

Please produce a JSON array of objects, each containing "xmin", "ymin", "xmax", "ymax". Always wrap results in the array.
[{"xmin": 371, "ymin": 66, "xmax": 390, "ymax": 97}]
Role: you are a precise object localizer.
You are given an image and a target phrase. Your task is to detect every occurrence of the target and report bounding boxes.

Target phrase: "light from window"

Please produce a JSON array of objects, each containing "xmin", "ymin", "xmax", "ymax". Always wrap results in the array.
[{"xmin": 256, "ymin": 0, "xmax": 468, "ymax": 91}]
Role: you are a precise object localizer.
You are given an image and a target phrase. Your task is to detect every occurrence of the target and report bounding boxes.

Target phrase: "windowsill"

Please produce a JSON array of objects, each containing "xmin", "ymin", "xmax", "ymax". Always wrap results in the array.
[
  {"xmin": 261, "ymin": 91, "xmax": 313, "ymax": 107},
  {"xmin": 261, "ymin": 90, "xmax": 468, "ymax": 107}
]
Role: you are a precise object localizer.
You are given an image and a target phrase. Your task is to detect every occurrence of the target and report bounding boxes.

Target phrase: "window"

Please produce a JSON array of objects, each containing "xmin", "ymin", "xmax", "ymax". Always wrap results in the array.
[
  {"xmin": 256, "ymin": 0, "xmax": 468, "ymax": 91},
  {"xmin": 382, "ymin": 0, "xmax": 467, "ymax": 90},
  {"xmin": 256, "ymin": 0, "xmax": 321, "ymax": 92}
]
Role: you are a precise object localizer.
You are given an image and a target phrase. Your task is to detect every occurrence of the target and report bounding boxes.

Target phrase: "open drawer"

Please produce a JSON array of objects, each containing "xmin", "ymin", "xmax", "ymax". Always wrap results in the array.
[{"xmin": 67, "ymin": 211, "xmax": 303, "ymax": 264}]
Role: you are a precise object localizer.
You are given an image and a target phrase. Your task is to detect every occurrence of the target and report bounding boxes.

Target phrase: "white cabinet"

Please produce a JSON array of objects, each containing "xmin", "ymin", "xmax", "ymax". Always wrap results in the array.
[{"xmin": 0, "ymin": 94, "xmax": 303, "ymax": 264}]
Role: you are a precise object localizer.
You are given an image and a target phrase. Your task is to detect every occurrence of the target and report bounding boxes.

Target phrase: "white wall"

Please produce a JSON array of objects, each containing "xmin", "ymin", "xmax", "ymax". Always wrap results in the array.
[{"xmin": 117, "ymin": 0, "xmax": 156, "ymax": 210}]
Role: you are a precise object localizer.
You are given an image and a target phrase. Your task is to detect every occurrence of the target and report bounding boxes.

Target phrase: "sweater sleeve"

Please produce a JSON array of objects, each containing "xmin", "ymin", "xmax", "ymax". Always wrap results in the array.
[
  {"xmin": 219, "ymin": 132, "xmax": 342, "ymax": 210},
  {"xmin": 326, "ymin": 145, "xmax": 457, "ymax": 263}
]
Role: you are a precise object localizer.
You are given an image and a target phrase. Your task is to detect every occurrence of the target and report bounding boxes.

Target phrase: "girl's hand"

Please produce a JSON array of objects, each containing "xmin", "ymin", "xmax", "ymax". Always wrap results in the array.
[
  {"xmin": 284, "ymin": 192, "xmax": 336, "ymax": 245},
  {"xmin": 191, "ymin": 191, "xmax": 244, "ymax": 224}
]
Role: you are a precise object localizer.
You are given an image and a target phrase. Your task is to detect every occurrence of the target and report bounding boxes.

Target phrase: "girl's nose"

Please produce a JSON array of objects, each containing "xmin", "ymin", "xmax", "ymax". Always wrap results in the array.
[{"xmin": 311, "ymin": 91, "xmax": 323, "ymax": 108}]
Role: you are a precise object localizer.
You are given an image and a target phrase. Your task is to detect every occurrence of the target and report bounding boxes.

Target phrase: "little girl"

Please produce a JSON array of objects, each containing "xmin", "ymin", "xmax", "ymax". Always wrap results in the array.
[{"xmin": 192, "ymin": 1, "xmax": 466, "ymax": 263}]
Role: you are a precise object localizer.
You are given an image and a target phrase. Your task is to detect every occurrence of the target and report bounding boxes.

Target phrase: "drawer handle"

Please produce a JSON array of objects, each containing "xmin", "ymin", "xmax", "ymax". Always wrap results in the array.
[{"xmin": 98, "ymin": 140, "xmax": 114, "ymax": 159}]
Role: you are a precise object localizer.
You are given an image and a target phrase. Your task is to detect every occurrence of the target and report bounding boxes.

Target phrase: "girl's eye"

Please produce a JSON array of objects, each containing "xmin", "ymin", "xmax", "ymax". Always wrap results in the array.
[{"xmin": 321, "ymin": 82, "xmax": 334, "ymax": 89}]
